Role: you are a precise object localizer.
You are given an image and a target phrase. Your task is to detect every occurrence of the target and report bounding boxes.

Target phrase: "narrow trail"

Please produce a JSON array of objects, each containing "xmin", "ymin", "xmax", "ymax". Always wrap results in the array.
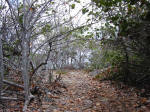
[
  {"xmin": 54, "ymin": 71, "xmax": 94, "ymax": 111},
  {"xmin": 40, "ymin": 70, "xmax": 150, "ymax": 112}
]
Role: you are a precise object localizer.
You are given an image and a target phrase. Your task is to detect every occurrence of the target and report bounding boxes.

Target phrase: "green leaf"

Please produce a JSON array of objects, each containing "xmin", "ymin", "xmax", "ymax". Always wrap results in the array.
[
  {"xmin": 88, "ymin": 11, "xmax": 93, "ymax": 15},
  {"xmin": 51, "ymin": 1, "xmax": 55, "ymax": 4},
  {"xmin": 19, "ymin": 14, "xmax": 23, "ymax": 24},
  {"xmin": 71, "ymin": 4, "xmax": 75, "ymax": 9},
  {"xmin": 82, "ymin": 8, "xmax": 89, "ymax": 14},
  {"xmin": 0, "ymin": 6, "xmax": 6, "ymax": 10},
  {"xmin": 0, "ymin": 6, "xmax": 2, "ymax": 9}
]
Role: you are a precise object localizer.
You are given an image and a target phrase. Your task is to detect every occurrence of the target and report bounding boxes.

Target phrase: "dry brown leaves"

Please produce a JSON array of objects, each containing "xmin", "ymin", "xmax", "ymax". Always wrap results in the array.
[{"xmin": 1, "ymin": 70, "xmax": 150, "ymax": 112}]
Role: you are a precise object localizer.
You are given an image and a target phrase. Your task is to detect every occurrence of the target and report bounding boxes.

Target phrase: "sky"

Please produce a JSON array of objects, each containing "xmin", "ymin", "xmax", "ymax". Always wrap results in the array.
[{"xmin": 70, "ymin": 0, "xmax": 91, "ymax": 25}]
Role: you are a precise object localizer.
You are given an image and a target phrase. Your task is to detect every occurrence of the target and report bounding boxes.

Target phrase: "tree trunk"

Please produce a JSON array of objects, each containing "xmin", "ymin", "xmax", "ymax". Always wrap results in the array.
[
  {"xmin": 0, "ymin": 36, "xmax": 4, "ymax": 100},
  {"xmin": 121, "ymin": 38, "xmax": 129, "ymax": 82},
  {"xmin": 21, "ymin": 36, "xmax": 30, "ymax": 102}
]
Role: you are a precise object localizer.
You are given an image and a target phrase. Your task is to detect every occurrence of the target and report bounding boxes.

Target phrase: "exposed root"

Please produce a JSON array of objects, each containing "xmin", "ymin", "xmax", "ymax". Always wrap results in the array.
[{"xmin": 23, "ymin": 93, "xmax": 35, "ymax": 112}]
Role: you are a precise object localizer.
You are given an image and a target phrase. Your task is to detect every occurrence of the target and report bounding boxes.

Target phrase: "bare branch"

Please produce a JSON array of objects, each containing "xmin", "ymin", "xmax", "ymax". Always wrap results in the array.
[{"xmin": 3, "ymin": 80, "xmax": 24, "ymax": 89}]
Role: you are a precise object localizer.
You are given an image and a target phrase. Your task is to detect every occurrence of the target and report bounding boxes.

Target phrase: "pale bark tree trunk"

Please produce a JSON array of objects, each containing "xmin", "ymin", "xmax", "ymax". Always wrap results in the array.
[
  {"xmin": 22, "ymin": 1, "xmax": 30, "ymax": 108},
  {"xmin": 21, "ymin": 1, "xmax": 31, "ymax": 110},
  {"xmin": 21, "ymin": 32, "xmax": 34, "ymax": 112},
  {"xmin": 21, "ymin": 36, "xmax": 30, "ymax": 102}
]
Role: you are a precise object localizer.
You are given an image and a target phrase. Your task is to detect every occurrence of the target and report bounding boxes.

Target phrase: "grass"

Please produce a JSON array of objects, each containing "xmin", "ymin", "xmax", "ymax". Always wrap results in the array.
[{"xmin": 55, "ymin": 69, "xmax": 67, "ymax": 75}]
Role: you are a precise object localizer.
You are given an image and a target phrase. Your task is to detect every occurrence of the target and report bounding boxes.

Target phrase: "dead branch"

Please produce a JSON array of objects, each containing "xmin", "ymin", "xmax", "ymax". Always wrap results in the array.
[
  {"xmin": 32, "ymin": 42, "xmax": 52, "ymax": 75},
  {"xmin": 3, "ymin": 80, "xmax": 24, "ymax": 89},
  {"xmin": 55, "ymin": 73, "xmax": 62, "ymax": 82},
  {"xmin": 0, "ymin": 97, "xmax": 18, "ymax": 100}
]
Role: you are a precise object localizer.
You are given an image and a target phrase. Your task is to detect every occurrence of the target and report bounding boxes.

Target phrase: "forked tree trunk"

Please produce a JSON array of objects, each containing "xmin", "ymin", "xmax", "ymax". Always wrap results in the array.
[{"xmin": 21, "ymin": 34, "xmax": 34, "ymax": 112}]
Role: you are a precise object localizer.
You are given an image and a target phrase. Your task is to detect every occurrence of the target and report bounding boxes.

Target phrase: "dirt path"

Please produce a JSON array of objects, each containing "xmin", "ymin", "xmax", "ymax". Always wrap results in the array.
[
  {"xmin": 40, "ymin": 70, "xmax": 150, "ymax": 112},
  {"xmin": 27, "ymin": 70, "xmax": 150, "ymax": 112},
  {"xmin": 41, "ymin": 70, "xmax": 94, "ymax": 112},
  {"xmin": 54, "ymin": 71, "xmax": 95, "ymax": 112}
]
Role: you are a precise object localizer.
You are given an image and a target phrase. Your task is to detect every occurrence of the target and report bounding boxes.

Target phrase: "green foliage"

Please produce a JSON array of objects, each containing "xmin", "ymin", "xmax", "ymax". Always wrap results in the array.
[
  {"xmin": 88, "ymin": 40, "xmax": 95, "ymax": 50},
  {"xmin": 71, "ymin": 4, "xmax": 75, "ymax": 9},
  {"xmin": 41, "ymin": 24, "xmax": 51, "ymax": 34},
  {"xmin": 82, "ymin": 8, "xmax": 89, "ymax": 14},
  {"xmin": 19, "ymin": 14, "xmax": 23, "ymax": 24},
  {"xmin": 90, "ymin": 0, "xmax": 150, "ymax": 38},
  {"xmin": 89, "ymin": 48, "xmax": 124, "ymax": 70},
  {"xmin": 95, "ymin": 74, "xmax": 103, "ymax": 79},
  {"xmin": 104, "ymin": 50, "xmax": 124, "ymax": 66},
  {"xmin": 0, "ymin": 5, "xmax": 6, "ymax": 10},
  {"xmin": 18, "ymin": 4, "xmax": 23, "ymax": 12},
  {"xmin": 92, "ymin": 0, "xmax": 121, "ymax": 8}
]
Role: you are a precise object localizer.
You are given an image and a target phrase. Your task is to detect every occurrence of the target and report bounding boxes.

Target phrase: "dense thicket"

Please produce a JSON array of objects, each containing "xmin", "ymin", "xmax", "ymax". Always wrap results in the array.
[{"xmin": 87, "ymin": 0, "xmax": 150, "ymax": 87}]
